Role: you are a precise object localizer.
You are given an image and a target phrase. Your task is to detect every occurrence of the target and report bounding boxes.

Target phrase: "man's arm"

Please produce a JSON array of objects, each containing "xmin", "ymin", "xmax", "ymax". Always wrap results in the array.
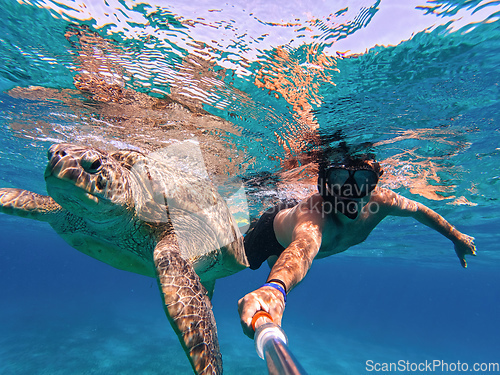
[
  {"xmin": 268, "ymin": 216, "xmax": 323, "ymax": 291},
  {"xmin": 377, "ymin": 188, "xmax": 476, "ymax": 268},
  {"xmin": 238, "ymin": 197, "xmax": 324, "ymax": 338}
]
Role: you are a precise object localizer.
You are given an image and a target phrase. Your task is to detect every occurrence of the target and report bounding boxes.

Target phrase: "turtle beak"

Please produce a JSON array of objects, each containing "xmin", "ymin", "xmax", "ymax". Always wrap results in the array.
[
  {"xmin": 44, "ymin": 144, "xmax": 75, "ymax": 180},
  {"xmin": 44, "ymin": 165, "xmax": 52, "ymax": 179},
  {"xmin": 45, "ymin": 146, "xmax": 61, "ymax": 179},
  {"xmin": 45, "ymin": 146, "xmax": 57, "ymax": 179}
]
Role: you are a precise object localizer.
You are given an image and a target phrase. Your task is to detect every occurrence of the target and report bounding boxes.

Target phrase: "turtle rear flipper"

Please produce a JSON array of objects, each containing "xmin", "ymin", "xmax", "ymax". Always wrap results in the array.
[
  {"xmin": 0, "ymin": 188, "xmax": 63, "ymax": 222},
  {"xmin": 154, "ymin": 237, "xmax": 222, "ymax": 375}
]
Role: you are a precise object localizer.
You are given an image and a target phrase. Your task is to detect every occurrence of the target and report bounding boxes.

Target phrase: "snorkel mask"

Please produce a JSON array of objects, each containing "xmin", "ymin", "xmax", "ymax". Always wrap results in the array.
[{"xmin": 317, "ymin": 160, "xmax": 383, "ymax": 219}]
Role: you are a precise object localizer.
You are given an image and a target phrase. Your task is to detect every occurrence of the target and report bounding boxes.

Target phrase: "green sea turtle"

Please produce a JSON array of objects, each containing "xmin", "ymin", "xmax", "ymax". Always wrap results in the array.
[{"xmin": 0, "ymin": 143, "xmax": 250, "ymax": 374}]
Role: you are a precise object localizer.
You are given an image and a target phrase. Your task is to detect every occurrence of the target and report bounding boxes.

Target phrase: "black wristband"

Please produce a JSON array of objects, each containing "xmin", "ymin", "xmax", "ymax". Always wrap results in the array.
[{"xmin": 266, "ymin": 278, "xmax": 288, "ymax": 295}]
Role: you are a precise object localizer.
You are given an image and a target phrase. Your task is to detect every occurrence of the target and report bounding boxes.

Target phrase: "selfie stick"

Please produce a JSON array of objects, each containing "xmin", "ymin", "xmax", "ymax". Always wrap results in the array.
[{"xmin": 252, "ymin": 311, "xmax": 308, "ymax": 375}]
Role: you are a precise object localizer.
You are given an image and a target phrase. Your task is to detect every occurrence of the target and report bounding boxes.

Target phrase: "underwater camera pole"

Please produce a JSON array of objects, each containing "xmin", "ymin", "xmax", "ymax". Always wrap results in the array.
[{"xmin": 252, "ymin": 311, "xmax": 308, "ymax": 375}]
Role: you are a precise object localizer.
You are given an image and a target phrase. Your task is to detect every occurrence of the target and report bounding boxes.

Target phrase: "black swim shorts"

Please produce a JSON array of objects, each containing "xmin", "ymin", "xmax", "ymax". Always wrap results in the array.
[{"xmin": 244, "ymin": 201, "xmax": 297, "ymax": 270}]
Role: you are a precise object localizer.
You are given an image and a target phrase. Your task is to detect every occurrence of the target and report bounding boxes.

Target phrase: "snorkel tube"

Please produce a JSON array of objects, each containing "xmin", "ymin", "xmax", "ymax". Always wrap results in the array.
[{"xmin": 252, "ymin": 311, "xmax": 308, "ymax": 375}]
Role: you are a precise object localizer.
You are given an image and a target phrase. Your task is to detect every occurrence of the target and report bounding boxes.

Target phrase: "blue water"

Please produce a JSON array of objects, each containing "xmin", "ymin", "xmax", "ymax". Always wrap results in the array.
[{"xmin": 1, "ymin": 0, "xmax": 500, "ymax": 374}]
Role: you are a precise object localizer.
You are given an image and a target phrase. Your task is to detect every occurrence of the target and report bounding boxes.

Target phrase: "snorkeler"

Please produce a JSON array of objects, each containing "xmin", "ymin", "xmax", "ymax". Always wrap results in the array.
[{"xmin": 238, "ymin": 156, "xmax": 477, "ymax": 338}]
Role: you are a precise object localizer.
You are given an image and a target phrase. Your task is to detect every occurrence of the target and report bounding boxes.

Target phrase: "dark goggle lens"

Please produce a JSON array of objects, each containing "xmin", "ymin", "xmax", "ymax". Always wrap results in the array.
[
  {"xmin": 353, "ymin": 170, "xmax": 379, "ymax": 192},
  {"xmin": 326, "ymin": 168, "xmax": 350, "ymax": 187},
  {"xmin": 326, "ymin": 168, "xmax": 379, "ymax": 198}
]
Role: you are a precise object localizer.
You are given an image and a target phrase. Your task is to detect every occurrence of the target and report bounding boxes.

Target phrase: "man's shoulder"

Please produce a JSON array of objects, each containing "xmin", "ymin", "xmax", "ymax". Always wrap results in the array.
[
  {"xmin": 283, "ymin": 193, "xmax": 328, "ymax": 221},
  {"xmin": 301, "ymin": 192, "xmax": 324, "ymax": 205},
  {"xmin": 297, "ymin": 193, "xmax": 327, "ymax": 212},
  {"xmin": 370, "ymin": 187, "xmax": 419, "ymax": 215}
]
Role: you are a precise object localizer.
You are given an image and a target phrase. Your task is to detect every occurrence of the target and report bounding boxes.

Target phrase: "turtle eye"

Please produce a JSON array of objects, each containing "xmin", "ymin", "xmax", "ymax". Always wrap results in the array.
[
  {"xmin": 82, "ymin": 156, "xmax": 103, "ymax": 174},
  {"xmin": 89, "ymin": 159, "xmax": 102, "ymax": 172}
]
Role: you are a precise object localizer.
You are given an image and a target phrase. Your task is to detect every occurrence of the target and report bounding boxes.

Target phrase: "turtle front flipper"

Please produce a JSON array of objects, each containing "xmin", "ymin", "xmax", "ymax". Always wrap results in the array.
[
  {"xmin": 154, "ymin": 236, "xmax": 222, "ymax": 375},
  {"xmin": 0, "ymin": 188, "xmax": 63, "ymax": 222},
  {"xmin": 201, "ymin": 280, "xmax": 216, "ymax": 301}
]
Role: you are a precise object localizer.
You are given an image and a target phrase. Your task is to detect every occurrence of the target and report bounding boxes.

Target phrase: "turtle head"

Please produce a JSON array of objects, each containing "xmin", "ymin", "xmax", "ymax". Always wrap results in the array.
[{"xmin": 44, "ymin": 144, "xmax": 134, "ymax": 220}]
